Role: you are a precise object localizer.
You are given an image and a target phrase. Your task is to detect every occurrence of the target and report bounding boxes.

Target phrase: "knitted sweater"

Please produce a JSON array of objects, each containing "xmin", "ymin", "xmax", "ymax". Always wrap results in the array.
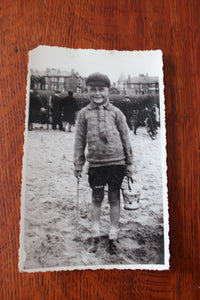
[{"xmin": 73, "ymin": 101, "xmax": 133, "ymax": 171}]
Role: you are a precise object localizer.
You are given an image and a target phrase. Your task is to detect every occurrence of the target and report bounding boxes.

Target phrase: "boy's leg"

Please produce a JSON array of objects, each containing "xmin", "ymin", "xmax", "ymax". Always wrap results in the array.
[
  {"xmin": 107, "ymin": 189, "xmax": 121, "ymax": 255},
  {"xmin": 90, "ymin": 187, "xmax": 104, "ymax": 253},
  {"xmin": 91, "ymin": 187, "xmax": 104, "ymax": 237},
  {"xmin": 108, "ymin": 189, "xmax": 120, "ymax": 240},
  {"xmin": 88, "ymin": 167, "xmax": 106, "ymax": 237},
  {"xmin": 88, "ymin": 167, "xmax": 106, "ymax": 252},
  {"xmin": 107, "ymin": 189, "xmax": 120, "ymax": 255},
  {"xmin": 106, "ymin": 165, "xmax": 126, "ymax": 254}
]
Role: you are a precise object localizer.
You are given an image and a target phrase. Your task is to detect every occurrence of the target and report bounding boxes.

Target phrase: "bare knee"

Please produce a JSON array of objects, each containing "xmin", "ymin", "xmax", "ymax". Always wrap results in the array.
[
  {"xmin": 108, "ymin": 189, "xmax": 120, "ymax": 205},
  {"xmin": 92, "ymin": 187, "xmax": 104, "ymax": 204}
]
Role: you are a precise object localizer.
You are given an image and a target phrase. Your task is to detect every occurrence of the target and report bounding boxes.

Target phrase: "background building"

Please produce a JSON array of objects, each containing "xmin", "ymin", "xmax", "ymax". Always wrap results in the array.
[
  {"xmin": 31, "ymin": 69, "xmax": 159, "ymax": 96},
  {"xmin": 117, "ymin": 73, "xmax": 159, "ymax": 96},
  {"xmin": 31, "ymin": 68, "xmax": 86, "ymax": 93}
]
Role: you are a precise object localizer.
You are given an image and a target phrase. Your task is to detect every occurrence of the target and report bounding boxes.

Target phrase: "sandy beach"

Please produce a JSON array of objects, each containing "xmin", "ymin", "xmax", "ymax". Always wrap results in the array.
[{"xmin": 21, "ymin": 125, "xmax": 165, "ymax": 270}]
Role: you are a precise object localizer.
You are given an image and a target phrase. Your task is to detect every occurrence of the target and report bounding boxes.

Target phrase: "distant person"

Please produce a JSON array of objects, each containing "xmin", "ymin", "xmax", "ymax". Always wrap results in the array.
[
  {"xmin": 61, "ymin": 91, "xmax": 77, "ymax": 132},
  {"xmin": 28, "ymin": 89, "xmax": 41, "ymax": 131},
  {"xmin": 51, "ymin": 90, "xmax": 64, "ymax": 131},
  {"xmin": 38, "ymin": 96, "xmax": 49, "ymax": 128},
  {"xmin": 73, "ymin": 73, "xmax": 133, "ymax": 255},
  {"xmin": 39, "ymin": 107, "xmax": 48, "ymax": 127},
  {"xmin": 133, "ymin": 107, "xmax": 149, "ymax": 135},
  {"xmin": 150, "ymin": 104, "xmax": 160, "ymax": 130}
]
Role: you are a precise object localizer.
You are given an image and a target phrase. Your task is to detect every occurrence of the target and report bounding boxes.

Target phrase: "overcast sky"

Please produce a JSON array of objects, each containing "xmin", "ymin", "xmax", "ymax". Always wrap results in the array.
[{"xmin": 29, "ymin": 46, "xmax": 163, "ymax": 84}]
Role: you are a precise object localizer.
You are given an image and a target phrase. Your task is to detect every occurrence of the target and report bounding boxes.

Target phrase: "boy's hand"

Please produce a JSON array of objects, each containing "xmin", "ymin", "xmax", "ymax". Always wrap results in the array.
[
  {"xmin": 126, "ymin": 164, "xmax": 134, "ymax": 178},
  {"xmin": 74, "ymin": 170, "xmax": 82, "ymax": 178}
]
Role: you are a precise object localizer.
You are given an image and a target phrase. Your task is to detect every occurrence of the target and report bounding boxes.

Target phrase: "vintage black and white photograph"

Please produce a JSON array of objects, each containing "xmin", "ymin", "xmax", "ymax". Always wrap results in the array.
[{"xmin": 19, "ymin": 47, "xmax": 168, "ymax": 271}]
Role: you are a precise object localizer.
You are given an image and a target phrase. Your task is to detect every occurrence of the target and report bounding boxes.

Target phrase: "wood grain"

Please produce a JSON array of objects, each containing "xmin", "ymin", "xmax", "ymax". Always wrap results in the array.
[{"xmin": 0, "ymin": 0, "xmax": 200, "ymax": 299}]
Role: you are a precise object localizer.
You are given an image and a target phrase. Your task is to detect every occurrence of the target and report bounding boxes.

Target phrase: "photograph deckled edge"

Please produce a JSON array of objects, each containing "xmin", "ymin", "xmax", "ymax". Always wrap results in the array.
[{"xmin": 18, "ymin": 47, "xmax": 169, "ymax": 272}]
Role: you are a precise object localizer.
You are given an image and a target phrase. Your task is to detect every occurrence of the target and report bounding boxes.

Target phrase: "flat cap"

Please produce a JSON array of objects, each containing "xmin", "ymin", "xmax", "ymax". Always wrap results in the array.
[{"xmin": 86, "ymin": 72, "xmax": 111, "ymax": 88}]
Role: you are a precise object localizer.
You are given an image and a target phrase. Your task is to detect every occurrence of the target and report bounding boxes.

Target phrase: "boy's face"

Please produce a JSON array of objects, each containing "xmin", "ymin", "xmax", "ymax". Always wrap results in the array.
[{"xmin": 87, "ymin": 86, "xmax": 109, "ymax": 105}]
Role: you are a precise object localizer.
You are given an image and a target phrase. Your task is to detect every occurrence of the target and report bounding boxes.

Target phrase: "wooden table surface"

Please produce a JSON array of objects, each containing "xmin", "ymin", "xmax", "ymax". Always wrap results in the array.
[{"xmin": 0, "ymin": 0, "xmax": 200, "ymax": 299}]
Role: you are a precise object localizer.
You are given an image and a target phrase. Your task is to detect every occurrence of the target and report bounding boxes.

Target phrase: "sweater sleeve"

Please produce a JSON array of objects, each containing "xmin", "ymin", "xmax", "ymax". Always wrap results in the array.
[
  {"xmin": 115, "ymin": 109, "xmax": 133, "ymax": 165},
  {"xmin": 73, "ymin": 109, "xmax": 87, "ymax": 171}
]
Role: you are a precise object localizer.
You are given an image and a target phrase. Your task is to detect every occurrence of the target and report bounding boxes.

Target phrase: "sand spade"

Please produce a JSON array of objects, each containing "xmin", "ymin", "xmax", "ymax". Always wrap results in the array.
[{"xmin": 73, "ymin": 176, "xmax": 82, "ymax": 242}]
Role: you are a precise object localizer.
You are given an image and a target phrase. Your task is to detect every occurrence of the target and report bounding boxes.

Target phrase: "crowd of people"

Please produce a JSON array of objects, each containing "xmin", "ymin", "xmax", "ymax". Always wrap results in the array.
[
  {"xmin": 28, "ymin": 89, "xmax": 77, "ymax": 132},
  {"xmin": 133, "ymin": 104, "xmax": 160, "ymax": 135},
  {"xmin": 28, "ymin": 89, "xmax": 160, "ymax": 136}
]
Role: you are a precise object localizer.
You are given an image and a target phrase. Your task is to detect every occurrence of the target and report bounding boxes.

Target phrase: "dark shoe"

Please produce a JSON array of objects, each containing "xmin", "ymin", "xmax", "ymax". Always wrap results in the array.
[
  {"xmin": 89, "ymin": 237, "xmax": 100, "ymax": 253},
  {"xmin": 107, "ymin": 239, "xmax": 118, "ymax": 255}
]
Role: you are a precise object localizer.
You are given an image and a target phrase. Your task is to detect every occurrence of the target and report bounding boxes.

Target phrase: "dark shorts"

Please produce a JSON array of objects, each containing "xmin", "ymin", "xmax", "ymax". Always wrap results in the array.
[{"xmin": 88, "ymin": 165, "xmax": 126, "ymax": 191}]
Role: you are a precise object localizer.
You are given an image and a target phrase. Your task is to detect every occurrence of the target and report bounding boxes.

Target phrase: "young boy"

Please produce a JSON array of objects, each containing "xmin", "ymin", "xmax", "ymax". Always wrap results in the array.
[{"xmin": 74, "ymin": 73, "xmax": 133, "ymax": 255}]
